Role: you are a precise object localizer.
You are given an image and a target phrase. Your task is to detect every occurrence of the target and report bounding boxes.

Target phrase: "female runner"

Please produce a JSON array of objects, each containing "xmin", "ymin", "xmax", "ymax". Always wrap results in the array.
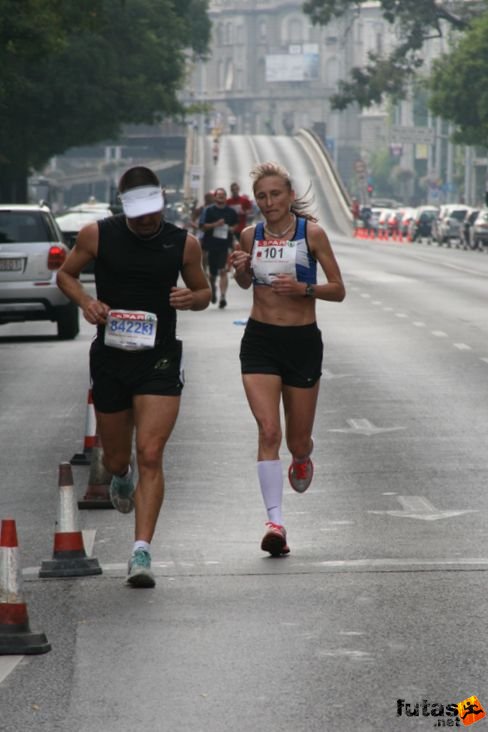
[{"xmin": 229, "ymin": 161, "xmax": 345, "ymax": 556}]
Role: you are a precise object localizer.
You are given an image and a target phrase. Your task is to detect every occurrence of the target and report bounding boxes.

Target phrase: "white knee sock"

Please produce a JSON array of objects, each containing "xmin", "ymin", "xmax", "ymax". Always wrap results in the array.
[{"xmin": 257, "ymin": 460, "xmax": 283, "ymax": 525}]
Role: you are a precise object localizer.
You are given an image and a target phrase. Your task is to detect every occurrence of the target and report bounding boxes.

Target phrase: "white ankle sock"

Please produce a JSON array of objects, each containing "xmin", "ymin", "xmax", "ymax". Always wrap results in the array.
[
  {"xmin": 133, "ymin": 540, "xmax": 150, "ymax": 554},
  {"xmin": 257, "ymin": 460, "xmax": 283, "ymax": 525}
]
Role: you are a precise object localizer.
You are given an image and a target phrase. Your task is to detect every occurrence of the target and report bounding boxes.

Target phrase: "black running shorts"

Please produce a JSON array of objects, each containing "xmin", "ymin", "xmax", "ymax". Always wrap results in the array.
[
  {"xmin": 239, "ymin": 318, "xmax": 323, "ymax": 388},
  {"xmin": 207, "ymin": 246, "xmax": 229, "ymax": 276},
  {"xmin": 90, "ymin": 338, "xmax": 184, "ymax": 413}
]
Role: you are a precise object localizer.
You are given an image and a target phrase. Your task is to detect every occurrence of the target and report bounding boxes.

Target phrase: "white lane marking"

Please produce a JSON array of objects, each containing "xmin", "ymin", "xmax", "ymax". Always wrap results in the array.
[
  {"xmin": 407, "ymin": 252, "xmax": 488, "ymax": 277},
  {"xmin": 360, "ymin": 293, "xmax": 371, "ymax": 298},
  {"xmin": 0, "ymin": 657, "xmax": 23, "ymax": 684},
  {"xmin": 350, "ymin": 271, "xmax": 415, "ymax": 283},
  {"xmin": 432, "ymin": 330, "xmax": 448, "ymax": 337},
  {"xmin": 372, "ymin": 300, "xmax": 382, "ymax": 305},
  {"xmin": 413, "ymin": 321, "xmax": 426, "ymax": 327},
  {"xmin": 316, "ymin": 648, "xmax": 373, "ymax": 660},
  {"xmin": 322, "ymin": 369, "xmax": 350, "ymax": 380},
  {"xmin": 314, "ymin": 558, "xmax": 488, "ymax": 569},
  {"xmin": 482, "ymin": 358, "xmax": 488, "ymax": 364},
  {"xmin": 395, "ymin": 313, "xmax": 408, "ymax": 318},
  {"xmin": 383, "ymin": 307, "xmax": 393, "ymax": 311},
  {"xmin": 22, "ymin": 556, "xmax": 488, "ymax": 579},
  {"xmin": 329, "ymin": 418, "xmax": 405, "ymax": 436},
  {"xmin": 453, "ymin": 343, "xmax": 472, "ymax": 351},
  {"xmin": 369, "ymin": 495, "xmax": 475, "ymax": 521}
]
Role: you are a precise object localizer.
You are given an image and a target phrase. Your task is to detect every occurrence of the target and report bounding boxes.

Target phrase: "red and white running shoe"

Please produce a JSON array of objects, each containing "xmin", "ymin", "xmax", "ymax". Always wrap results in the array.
[
  {"xmin": 261, "ymin": 522, "xmax": 290, "ymax": 556},
  {"xmin": 288, "ymin": 456, "xmax": 314, "ymax": 493}
]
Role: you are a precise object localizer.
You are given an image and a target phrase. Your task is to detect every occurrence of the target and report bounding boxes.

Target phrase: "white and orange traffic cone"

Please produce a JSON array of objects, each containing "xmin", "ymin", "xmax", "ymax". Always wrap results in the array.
[
  {"xmin": 39, "ymin": 463, "xmax": 102, "ymax": 578},
  {"xmin": 78, "ymin": 435, "xmax": 114, "ymax": 510},
  {"xmin": 71, "ymin": 386, "xmax": 97, "ymax": 466},
  {"xmin": 0, "ymin": 519, "xmax": 51, "ymax": 655}
]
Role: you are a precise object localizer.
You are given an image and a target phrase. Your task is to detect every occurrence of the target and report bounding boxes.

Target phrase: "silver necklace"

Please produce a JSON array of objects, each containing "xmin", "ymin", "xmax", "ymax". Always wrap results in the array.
[{"xmin": 265, "ymin": 214, "xmax": 295, "ymax": 238}]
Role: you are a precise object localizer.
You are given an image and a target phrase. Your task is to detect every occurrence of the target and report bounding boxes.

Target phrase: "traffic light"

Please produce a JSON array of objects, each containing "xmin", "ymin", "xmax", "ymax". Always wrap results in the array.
[{"xmin": 367, "ymin": 184, "xmax": 374, "ymax": 195}]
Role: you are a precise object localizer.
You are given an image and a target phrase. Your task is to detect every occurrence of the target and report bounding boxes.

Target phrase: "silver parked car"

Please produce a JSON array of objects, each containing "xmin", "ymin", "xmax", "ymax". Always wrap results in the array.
[
  {"xmin": 432, "ymin": 204, "xmax": 469, "ymax": 246},
  {"xmin": 471, "ymin": 208, "xmax": 488, "ymax": 250},
  {"xmin": 0, "ymin": 204, "xmax": 79, "ymax": 339}
]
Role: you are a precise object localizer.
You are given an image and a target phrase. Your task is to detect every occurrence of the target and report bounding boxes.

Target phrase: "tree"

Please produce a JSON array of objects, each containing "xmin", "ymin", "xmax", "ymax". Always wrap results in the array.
[
  {"xmin": 429, "ymin": 11, "xmax": 488, "ymax": 147},
  {"xmin": 0, "ymin": 0, "xmax": 210, "ymax": 201},
  {"xmin": 302, "ymin": 0, "xmax": 476, "ymax": 110}
]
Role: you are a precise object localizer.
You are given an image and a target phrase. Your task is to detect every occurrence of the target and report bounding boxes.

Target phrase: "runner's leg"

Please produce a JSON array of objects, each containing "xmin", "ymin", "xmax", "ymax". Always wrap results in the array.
[
  {"xmin": 282, "ymin": 382, "xmax": 319, "ymax": 459},
  {"xmin": 96, "ymin": 408, "xmax": 134, "ymax": 475},
  {"xmin": 132, "ymin": 393, "xmax": 180, "ymax": 543},
  {"xmin": 242, "ymin": 374, "xmax": 282, "ymax": 460}
]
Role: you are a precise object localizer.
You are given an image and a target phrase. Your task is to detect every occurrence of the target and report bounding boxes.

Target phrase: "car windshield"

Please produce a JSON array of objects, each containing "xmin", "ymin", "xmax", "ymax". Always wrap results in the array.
[
  {"xmin": 0, "ymin": 212, "xmax": 51, "ymax": 243},
  {"xmin": 450, "ymin": 210, "xmax": 467, "ymax": 222}
]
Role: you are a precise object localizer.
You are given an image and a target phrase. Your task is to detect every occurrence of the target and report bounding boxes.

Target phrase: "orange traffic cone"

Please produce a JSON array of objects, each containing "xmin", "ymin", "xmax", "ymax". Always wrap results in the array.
[
  {"xmin": 71, "ymin": 386, "xmax": 97, "ymax": 466},
  {"xmin": 39, "ymin": 463, "xmax": 102, "ymax": 578},
  {"xmin": 0, "ymin": 519, "xmax": 51, "ymax": 654},
  {"xmin": 78, "ymin": 435, "xmax": 114, "ymax": 510}
]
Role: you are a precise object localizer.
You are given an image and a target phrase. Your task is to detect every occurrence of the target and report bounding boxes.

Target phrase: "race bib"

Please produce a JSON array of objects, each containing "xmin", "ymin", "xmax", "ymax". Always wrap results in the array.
[
  {"xmin": 251, "ymin": 239, "xmax": 297, "ymax": 285},
  {"xmin": 104, "ymin": 310, "xmax": 157, "ymax": 351},
  {"xmin": 214, "ymin": 224, "xmax": 229, "ymax": 239}
]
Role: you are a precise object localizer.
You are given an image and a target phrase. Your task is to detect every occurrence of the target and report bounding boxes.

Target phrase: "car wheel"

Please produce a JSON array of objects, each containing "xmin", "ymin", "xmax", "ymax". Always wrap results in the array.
[{"xmin": 56, "ymin": 301, "xmax": 79, "ymax": 340}]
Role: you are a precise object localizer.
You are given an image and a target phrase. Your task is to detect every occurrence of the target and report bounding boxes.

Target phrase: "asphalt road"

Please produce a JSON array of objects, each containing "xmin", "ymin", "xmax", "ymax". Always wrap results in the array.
[{"xmin": 1, "ymin": 226, "xmax": 487, "ymax": 731}]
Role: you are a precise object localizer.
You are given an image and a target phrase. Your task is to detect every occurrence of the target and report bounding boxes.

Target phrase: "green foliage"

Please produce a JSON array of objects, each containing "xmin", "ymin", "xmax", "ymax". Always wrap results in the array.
[
  {"xmin": 302, "ymin": 0, "xmax": 474, "ymax": 109},
  {"xmin": 429, "ymin": 12, "xmax": 488, "ymax": 146},
  {"xmin": 368, "ymin": 147, "xmax": 396, "ymax": 197},
  {"xmin": 0, "ymin": 0, "xmax": 210, "ymax": 199}
]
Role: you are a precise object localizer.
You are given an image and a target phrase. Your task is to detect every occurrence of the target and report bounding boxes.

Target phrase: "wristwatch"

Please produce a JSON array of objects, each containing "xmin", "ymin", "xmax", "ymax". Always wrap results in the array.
[{"xmin": 304, "ymin": 283, "xmax": 315, "ymax": 298}]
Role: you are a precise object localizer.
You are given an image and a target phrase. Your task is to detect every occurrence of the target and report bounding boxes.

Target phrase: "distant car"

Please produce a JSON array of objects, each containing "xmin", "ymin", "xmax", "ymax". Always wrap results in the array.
[
  {"xmin": 433, "ymin": 204, "xmax": 469, "ymax": 246},
  {"xmin": 409, "ymin": 206, "xmax": 438, "ymax": 241},
  {"xmin": 387, "ymin": 208, "xmax": 410, "ymax": 237},
  {"xmin": 471, "ymin": 208, "xmax": 488, "ymax": 250},
  {"xmin": 56, "ymin": 200, "xmax": 112, "ymax": 274},
  {"xmin": 0, "ymin": 203, "xmax": 79, "ymax": 339},
  {"xmin": 378, "ymin": 208, "xmax": 394, "ymax": 236},
  {"xmin": 399, "ymin": 207, "xmax": 416, "ymax": 237},
  {"xmin": 461, "ymin": 207, "xmax": 480, "ymax": 249}
]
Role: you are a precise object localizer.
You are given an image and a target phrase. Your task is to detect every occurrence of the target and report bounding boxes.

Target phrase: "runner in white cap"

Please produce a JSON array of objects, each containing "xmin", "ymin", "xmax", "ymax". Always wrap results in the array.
[{"xmin": 57, "ymin": 166, "xmax": 211, "ymax": 587}]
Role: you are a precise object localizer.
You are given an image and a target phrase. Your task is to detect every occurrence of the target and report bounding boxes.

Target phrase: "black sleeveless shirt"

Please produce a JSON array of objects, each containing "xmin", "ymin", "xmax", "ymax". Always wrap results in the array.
[{"xmin": 94, "ymin": 215, "xmax": 186, "ymax": 346}]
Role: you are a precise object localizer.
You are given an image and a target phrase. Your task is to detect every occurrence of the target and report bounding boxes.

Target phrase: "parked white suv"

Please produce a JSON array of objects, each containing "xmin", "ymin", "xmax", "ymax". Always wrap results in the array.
[{"xmin": 0, "ymin": 204, "xmax": 79, "ymax": 339}]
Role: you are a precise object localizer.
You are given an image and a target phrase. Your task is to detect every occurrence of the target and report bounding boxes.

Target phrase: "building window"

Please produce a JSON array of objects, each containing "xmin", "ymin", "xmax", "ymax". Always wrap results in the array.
[
  {"xmin": 218, "ymin": 60, "xmax": 224, "ymax": 90},
  {"xmin": 282, "ymin": 15, "xmax": 309, "ymax": 44},
  {"xmin": 215, "ymin": 22, "xmax": 223, "ymax": 46},
  {"xmin": 289, "ymin": 18, "xmax": 303, "ymax": 43},
  {"xmin": 326, "ymin": 57, "xmax": 339, "ymax": 87},
  {"xmin": 225, "ymin": 59, "xmax": 234, "ymax": 90},
  {"xmin": 225, "ymin": 21, "xmax": 233, "ymax": 44}
]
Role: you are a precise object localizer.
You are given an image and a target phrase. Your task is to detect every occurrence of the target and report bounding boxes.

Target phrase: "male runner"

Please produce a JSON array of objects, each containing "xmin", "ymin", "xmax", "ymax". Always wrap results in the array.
[{"xmin": 57, "ymin": 166, "xmax": 211, "ymax": 587}]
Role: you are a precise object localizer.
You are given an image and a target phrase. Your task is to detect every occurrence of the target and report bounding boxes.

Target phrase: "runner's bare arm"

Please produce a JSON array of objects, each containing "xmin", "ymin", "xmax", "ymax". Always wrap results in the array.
[
  {"xmin": 230, "ymin": 225, "xmax": 253, "ymax": 289},
  {"xmin": 306, "ymin": 223, "xmax": 346, "ymax": 302},
  {"xmin": 170, "ymin": 233, "xmax": 211, "ymax": 311},
  {"xmin": 56, "ymin": 223, "xmax": 110, "ymax": 324}
]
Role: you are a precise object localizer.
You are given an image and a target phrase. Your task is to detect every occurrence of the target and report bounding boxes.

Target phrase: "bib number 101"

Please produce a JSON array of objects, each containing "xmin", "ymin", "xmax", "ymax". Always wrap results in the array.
[{"xmin": 262, "ymin": 246, "xmax": 285, "ymax": 259}]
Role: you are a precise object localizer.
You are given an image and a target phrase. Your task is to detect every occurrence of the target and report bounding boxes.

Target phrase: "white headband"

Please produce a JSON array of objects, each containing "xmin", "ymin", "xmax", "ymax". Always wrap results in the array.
[{"xmin": 120, "ymin": 185, "xmax": 164, "ymax": 218}]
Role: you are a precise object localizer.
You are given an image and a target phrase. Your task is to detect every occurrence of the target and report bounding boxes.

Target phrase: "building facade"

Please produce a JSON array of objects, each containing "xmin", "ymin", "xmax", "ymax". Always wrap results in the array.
[
  {"xmin": 190, "ymin": 1, "xmax": 483, "ymax": 205},
  {"xmin": 197, "ymin": 0, "xmax": 366, "ymax": 186}
]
